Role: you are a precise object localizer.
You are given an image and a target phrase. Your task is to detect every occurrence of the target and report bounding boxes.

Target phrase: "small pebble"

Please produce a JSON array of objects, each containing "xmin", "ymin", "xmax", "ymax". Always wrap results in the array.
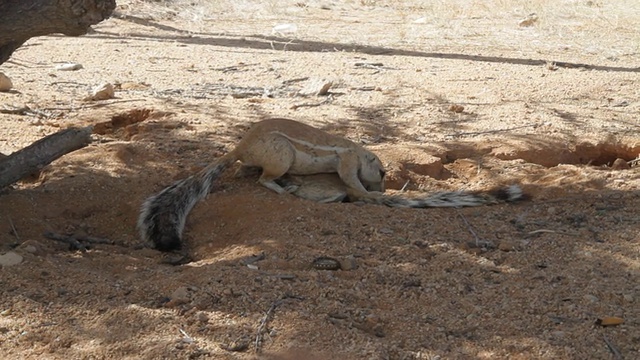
[
  {"xmin": 0, "ymin": 252, "xmax": 23, "ymax": 267},
  {"xmin": 498, "ymin": 240, "xmax": 516, "ymax": 252},
  {"xmin": 55, "ymin": 63, "xmax": 83, "ymax": 71},
  {"xmin": 583, "ymin": 294, "xmax": 599, "ymax": 303},
  {"xmin": 171, "ymin": 286, "xmax": 190, "ymax": 302},
  {"xmin": 196, "ymin": 312, "xmax": 209, "ymax": 323},
  {"xmin": 85, "ymin": 83, "xmax": 115, "ymax": 101},
  {"xmin": 338, "ymin": 256, "xmax": 358, "ymax": 271},
  {"xmin": 0, "ymin": 72, "xmax": 12, "ymax": 91}
]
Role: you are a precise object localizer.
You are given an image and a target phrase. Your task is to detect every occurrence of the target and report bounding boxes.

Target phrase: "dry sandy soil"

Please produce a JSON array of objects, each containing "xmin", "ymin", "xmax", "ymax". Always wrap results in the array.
[{"xmin": 1, "ymin": 0, "xmax": 639, "ymax": 359}]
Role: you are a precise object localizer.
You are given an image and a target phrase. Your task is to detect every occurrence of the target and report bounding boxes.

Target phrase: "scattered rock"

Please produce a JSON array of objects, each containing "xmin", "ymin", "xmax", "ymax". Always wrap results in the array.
[
  {"xmin": 583, "ymin": 294, "xmax": 599, "ymax": 303},
  {"xmin": 272, "ymin": 23, "xmax": 297, "ymax": 35},
  {"xmin": 448, "ymin": 104, "xmax": 465, "ymax": 113},
  {"xmin": 55, "ymin": 63, "xmax": 83, "ymax": 71},
  {"xmin": 0, "ymin": 72, "xmax": 13, "ymax": 91},
  {"xmin": 0, "ymin": 252, "xmax": 23, "ymax": 267},
  {"xmin": 546, "ymin": 61, "xmax": 559, "ymax": 71},
  {"xmin": 611, "ymin": 158, "xmax": 630, "ymax": 170},
  {"xmin": 196, "ymin": 311, "xmax": 209, "ymax": 323},
  {"xmin": 623, "ymin": 294, "xmax": 634, "ymax": 303},
  {"xmin": 221, "ymin": 337, "xmax": 250, "ymax": 352},
  {"xmin": 17, "ymin": 240, "xmax": 44, "ymax": 255},
  {"xmin": 164, "ymin": 286, "xmax": 191, "ymax": 307},
  {"xmin": 299, "ymin": 78, "xmax": 333, "ymax": 96},
  {"xmin": 171, "ymin": 286, "xmax": 190, "ymax": 302},
  {"xmin": 518, "ymin": 13, "xmax": 538, "ymax": 27},
  {"xmin": 85, "ymin": 83, "xmax": 115, "ymax": 101},
  {"xmin": 498, "ymin": 240, "xmax": 516, "ymax": 252},
  {"xmin": 378, "ymin": 227, "xmax": 394, "ymax": 235},
  {"xmin": 222, "ymin": 288, "xmax": 235, "ymax": 297},
  {"xmin": 338, "ymin": 256, "xmax": 358, "ymax": 271}
]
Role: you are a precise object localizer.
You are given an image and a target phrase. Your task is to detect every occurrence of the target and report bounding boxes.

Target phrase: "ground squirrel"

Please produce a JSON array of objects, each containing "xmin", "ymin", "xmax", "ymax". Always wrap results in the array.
[{"xmin": 138, "ymin": 118, "xmax": 523, "ymax": 251}]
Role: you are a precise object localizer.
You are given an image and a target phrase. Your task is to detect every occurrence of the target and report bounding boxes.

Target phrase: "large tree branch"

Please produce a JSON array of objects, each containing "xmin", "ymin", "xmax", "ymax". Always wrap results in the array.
[
  {"xmin": 0, "ymin": 126, "xmax": 93, "ymax": 189},
  {"xmin": 0, "ymin": 0, "xmax": 116, "ymax": 64}
]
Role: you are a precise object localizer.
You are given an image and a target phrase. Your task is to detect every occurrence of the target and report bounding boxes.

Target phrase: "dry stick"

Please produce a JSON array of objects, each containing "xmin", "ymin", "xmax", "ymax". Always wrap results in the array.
[
  {"xmin": 45, "ymin": 99, "xmax": 146, "ymax": 111},
  {"xmin": 290, "ymin": 96, "xmax": 332, "ymax": 110},
  {"xmin": 42, "ymin": 232, "xmax": 114, "ymax": 252},
  {"xmin": 0, "ymin": 105, "xmax": 50, "ymax": 117},
  {"xmin": 255, "ymin": 298, "xmax": 284, "ymax": 354},
  {"xmin": 43, "ymin": 232, "xmax": 87, "ymax": 252},
  {"xmin": 446, "ymin": 124, "xmax": 535, "ymax": 138},
  {"xmin": 456, "ymin": 209, "xmax": 482, "ymax": 247},
  {"xmin": 602, "ymin": 334, "xmax": 623, "ymax": 360},
  {"xmin": 255, "ymin": 295, "xmax": 303, "ymax": 353},
  {"xmin": 400, "ymin": 180, "xmax": 410, "ymax": 192},
  {"xmin": 281, "ymin": 76, "xmax": 309, "ymax": 85},
  {"xmin": 8, "ymin": 216, "xmax": 20, "ymax": 241},
  {"xmin": 526, "ymin": 229, "xmax": 580, "ymax": 237},
  {"xmin": 0, "ymin": 126, "xmax": 93, "ymax": 189}
]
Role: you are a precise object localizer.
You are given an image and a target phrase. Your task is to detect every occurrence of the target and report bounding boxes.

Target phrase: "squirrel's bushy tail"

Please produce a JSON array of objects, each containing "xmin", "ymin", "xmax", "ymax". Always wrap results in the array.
[
  {"xmin": 355, "ymin": 185, "xmax": 525, "ymax": 208},
  {"xmin": 137, "ymin": 156, "xmax": 236, "ymax": 251}
]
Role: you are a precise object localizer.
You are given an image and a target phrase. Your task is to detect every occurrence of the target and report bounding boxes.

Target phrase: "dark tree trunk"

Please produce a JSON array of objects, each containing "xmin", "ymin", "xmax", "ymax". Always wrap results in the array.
[{"xmin": 0, "ymin": 0, "xmax": 116, "ymax": 65}]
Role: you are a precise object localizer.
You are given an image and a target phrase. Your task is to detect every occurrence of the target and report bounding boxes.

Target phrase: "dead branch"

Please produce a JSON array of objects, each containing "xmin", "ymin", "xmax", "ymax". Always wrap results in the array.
[
  {"xmin": 0, "ymin": 126, "xmax": 93, "ymax": 189},
  {"xmin": 602, "ymin": 334, "xmax": 623, "ymax": 360},
  {"xmin": 43, "ymin": 232, "xmax": 114, "ymax": 252},
  {"xmin": 290, "ymin": 96, "xmax": 332, "ymax": 110},
  {"xmin": 0, "ymin": 0, "xmax": 115, "ymax": 65},
  {"xmin": 255, "ymin": 295, "xmax": 303, "ymax": 353}
]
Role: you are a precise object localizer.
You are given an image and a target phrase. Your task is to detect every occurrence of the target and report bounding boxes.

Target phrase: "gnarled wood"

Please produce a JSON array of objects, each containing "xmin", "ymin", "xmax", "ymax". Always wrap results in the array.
[
  {"xmin": 0, "ymin": 0, "xmax": 116, "ymax": 65},
  {"xmin": 0, "ymin": 126, "xmax": 93, "ymax": 189}
]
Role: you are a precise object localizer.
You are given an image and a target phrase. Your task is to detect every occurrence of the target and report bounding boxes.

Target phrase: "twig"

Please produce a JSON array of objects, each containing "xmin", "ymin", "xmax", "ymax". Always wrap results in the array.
[
  {"xmin": 281, "ymin": 76, "xmax": 309, "ymax": 85},
  {"xmin": 446, "ymin": 124, "xmax": 535, "ymax": 138},
  {"xmin": 8, "ymin": 216, "xmax": 20, "ymax": 242},
  {"xmin": 456, "ymin": 210, "xmax": 482, "ymax": 247},
  {"xmin": 255, "ymin": 295, "xmax": 303, "ymax": 354},
  {"xmin": 42, "ymin": 232, "xmax": 114, "ymax": 252},
  {"xmin": 602, "ymin": 334, "xmax": 623, "ymax": 360},
  {"xmin": 526, "ymin": 229, "xmax": 580, "ymax": 237},
  {"xmin": 212, "ymin": 63, "xmax": 258, "ymax": 72},
  {"xmin": 400, "ymin": 180, "xmax": 410, "ymax": 192},
  {"xmin": 179, "ymin": 328, "xmax": 194, "ymax": 343},
  {"xmin": 43, "ymin": 232, "xmax": 87, "ymax": 252},
  {"xmin": 75, "ymin": 98, "xmax": 147, "ymax": 109},
  {"xmin": 290, "ymin": 96, "xmax": 332, "ymax": 110},
  {"xmin": 255, "ymin": 298, "xmax": 283, "ymax": 353},
  {"xmin": 0, "ymin": 105, "xmax": 51, "ymax": 118}
]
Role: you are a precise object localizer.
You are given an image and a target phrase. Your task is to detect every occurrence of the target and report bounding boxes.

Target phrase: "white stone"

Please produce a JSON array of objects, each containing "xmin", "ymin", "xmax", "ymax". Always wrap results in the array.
[
  {"xmin": 0, "ymin": 252, "xmax": 23, "ymax": 267},
  {"xmin": 55, "ymin": 63, "xmax": 83, "ymax": 71}
]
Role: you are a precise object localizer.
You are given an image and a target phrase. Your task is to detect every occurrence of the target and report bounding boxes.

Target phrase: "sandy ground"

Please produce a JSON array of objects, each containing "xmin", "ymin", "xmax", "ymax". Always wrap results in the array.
[{"xmin": 1, "ymin": 0, "xmax": 639, "ymax": 359}]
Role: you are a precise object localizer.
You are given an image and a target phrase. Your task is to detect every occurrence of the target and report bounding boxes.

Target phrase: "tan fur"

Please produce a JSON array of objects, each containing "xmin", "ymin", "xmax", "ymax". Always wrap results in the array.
[
  {"xmin": 138, "ymin": 118, "xmax": 524, "ymax": 251},
  {"xmin": 138, "ymin": 118, "xmax": 386, "ymax": 251}
]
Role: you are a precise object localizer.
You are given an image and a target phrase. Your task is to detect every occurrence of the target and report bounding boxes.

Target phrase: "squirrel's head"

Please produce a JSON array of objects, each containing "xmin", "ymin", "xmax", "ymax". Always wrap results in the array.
[{"xmin": 358, "ymin": 152, "xmax": 386, "ymax": 192}]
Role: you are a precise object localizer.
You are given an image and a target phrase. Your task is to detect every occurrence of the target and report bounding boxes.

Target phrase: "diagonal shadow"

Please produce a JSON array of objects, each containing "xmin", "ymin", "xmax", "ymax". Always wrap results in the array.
[{"xmin": 89, "ymin": 24, "xmax": 640, "ymax": 73}]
